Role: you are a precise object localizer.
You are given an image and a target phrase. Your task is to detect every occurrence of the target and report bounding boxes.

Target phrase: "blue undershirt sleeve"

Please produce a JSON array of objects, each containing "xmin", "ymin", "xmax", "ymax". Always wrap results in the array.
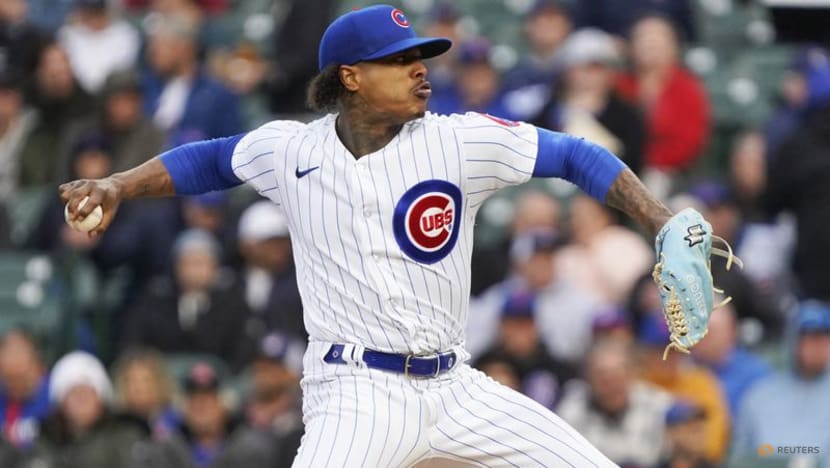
[
  {"xmin": 159, "ymin": 133, "xmax": 246, "ymax": 195},
  {"xmin": 532, "ymin": 127, "xmax": 627, "ymax": 201}
]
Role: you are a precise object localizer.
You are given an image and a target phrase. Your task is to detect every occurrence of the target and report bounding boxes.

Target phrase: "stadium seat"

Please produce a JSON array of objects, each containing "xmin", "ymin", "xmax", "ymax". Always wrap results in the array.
[
  {"xmin": 0, "ymin": 251, "xmax": 62, "ymax": 344},
  {"xmin": 8, "ymin": 187, "xmax": 51, "ymax": 247}
]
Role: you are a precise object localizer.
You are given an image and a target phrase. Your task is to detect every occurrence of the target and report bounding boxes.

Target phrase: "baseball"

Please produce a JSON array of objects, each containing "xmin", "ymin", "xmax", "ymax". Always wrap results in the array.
[{"xmin": 64, "ymin": 196, "xmax": 103, "ymax": 233}]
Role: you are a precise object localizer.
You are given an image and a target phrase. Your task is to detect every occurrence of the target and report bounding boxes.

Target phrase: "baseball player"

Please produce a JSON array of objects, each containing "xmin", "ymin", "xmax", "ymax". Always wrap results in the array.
[{"xmin": 61, "ymin": 5, "xmax": 726, "ymax": 467}]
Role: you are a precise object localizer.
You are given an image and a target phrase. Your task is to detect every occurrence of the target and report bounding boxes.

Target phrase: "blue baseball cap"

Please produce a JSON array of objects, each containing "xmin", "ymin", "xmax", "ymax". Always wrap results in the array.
[
  {"xmin": 796, "ymin": 300, "xmax": 830, "ymax": 334},
  {"xmin": 501, "ymin": 289, "xmax": 537, "ymax": 319},
  {"xmin": 318, "ymin": 5, "xmax": 452, "ymax": 71}
]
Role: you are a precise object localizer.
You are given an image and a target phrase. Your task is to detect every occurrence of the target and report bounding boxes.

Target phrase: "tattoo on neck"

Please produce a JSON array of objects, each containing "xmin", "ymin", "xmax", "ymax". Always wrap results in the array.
[{"xmin": 337, "ymin": 102, "xmax": 404, "ymax": 158}]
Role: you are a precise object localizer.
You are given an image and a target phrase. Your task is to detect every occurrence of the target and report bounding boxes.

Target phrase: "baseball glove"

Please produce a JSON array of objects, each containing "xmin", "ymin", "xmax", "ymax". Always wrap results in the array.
[{"xmin": 652, "ymin": 208, "xmax": 743, "ymax": 359}]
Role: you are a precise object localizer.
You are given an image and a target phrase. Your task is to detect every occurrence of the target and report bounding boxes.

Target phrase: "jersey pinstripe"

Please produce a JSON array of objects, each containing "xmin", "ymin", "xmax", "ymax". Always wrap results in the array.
[{"xmin": 231, "ymin": 112, "xmax": 538, "ymax": 355}]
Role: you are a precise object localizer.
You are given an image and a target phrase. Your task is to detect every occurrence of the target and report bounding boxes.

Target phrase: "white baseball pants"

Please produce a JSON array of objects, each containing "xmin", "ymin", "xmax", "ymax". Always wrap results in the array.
[{"xmin": 291, "ymin": 342, "xmax": 618, "ymax": 468}]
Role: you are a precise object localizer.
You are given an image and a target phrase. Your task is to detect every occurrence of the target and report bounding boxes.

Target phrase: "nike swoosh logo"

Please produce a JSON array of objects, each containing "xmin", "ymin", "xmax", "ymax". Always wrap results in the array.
[{"xmin": 295, "ymin": 166, "xmax": 319, "ymax": 178}]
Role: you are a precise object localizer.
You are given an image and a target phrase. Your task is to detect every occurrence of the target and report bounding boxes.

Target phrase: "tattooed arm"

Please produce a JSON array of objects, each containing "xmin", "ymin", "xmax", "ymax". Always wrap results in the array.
[
  {"xmin": 605, "ymin": 168, "xmax": 673, "ymax": 237},
  {"xmin": 59, "ymin": 134, "xmax": 245, "ymax": 236},
  {"xmin": 59, "ymin": 158, "xmax": 175, "ymax": 236}
]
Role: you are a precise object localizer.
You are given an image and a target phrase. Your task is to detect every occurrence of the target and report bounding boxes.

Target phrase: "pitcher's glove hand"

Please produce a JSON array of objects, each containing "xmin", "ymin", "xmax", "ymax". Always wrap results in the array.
[{"xmin": 652, "ymin": 208, "xmax": 743, "ymax": 359}]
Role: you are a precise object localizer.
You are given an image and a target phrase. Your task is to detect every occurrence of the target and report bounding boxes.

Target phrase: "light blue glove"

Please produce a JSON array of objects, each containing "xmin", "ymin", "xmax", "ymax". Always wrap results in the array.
[{"xmin": 652, "ymin": 208, "xmax": 742, "ymax": 359}]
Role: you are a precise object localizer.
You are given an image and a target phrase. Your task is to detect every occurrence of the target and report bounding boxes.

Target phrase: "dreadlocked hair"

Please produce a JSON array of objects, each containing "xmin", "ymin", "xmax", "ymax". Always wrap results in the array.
[{"xmin": 306, "ymin": 64, "xmax": 348, "ymax": 113}]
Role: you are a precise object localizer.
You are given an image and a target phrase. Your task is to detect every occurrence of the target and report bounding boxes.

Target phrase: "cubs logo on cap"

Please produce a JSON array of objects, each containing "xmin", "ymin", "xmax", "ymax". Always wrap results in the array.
[
  {"xmin": 391, "ymin": 8, "xmax": 410, "ymax": 28},
  {"xmin": 393, "ymin": 180, "xmax": 462, "ymax": 264}
]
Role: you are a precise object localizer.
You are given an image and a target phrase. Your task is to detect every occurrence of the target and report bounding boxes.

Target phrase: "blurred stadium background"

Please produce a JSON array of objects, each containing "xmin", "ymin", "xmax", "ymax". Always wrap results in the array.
[{"xmin": 1, "ymin": 0, "xmax": 829, "ymax": 467}]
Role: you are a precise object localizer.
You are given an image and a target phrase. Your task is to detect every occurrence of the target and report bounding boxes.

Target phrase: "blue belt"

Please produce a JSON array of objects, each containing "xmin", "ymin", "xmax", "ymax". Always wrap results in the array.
[{"xmin": 323, "ymin": 344, "xmax": 457, "ymax": 378}]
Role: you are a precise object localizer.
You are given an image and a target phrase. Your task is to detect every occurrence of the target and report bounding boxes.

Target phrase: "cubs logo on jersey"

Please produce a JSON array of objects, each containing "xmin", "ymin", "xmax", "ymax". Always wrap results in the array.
[{"xmin": 393, "ymin": 180, "xmax": 462, "ymax": 264}]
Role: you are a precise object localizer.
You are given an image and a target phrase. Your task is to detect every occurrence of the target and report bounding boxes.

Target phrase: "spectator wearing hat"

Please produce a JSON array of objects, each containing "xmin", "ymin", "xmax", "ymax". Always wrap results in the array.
[
  {"xmin": 555, "ymin": 194, "xmax": 653, "ymax": 306},
  {"xmin": 531, "ymin": 28, "xmax": 646, "ymax": 175},
  {"xmin": 57, "ymin": 69, "xmax": 165, "ymax": 184},
  {"xmin": 503, "ymin": 0, "xmax": 572, "ymax": 91},
  {"xmin": 638, "ymin": 313, "xmax": 731, "ymax": 463},
  {"xmin": 237, "ymin": 201, "xmax": 306, "ymax": 344},
  {"xmin": 428, "ymin": 37, "xmax": 514, "ymax": 119},
  {"xmin": 142, "ymin": 13, "xmax": 241, "ymax": 146},
  {"xmin": 558, "ymin": 339, "xmax": 673, "ymax": 467},
  {"xmin": 691, "ymin": 303, "xmax": 771, "ymax": 419},
  {"xmin": 474, "ymin": 286, "xmax": 578, "ymax": 409},
  {"xmin": 35, "ymin": 351, "xmax": 150, "ymax": 468},
  {"xmin": 656, "ymin": 401, "xmax": 714, "ymax": 468},
  {"xmin": 178, "ymin": 361, "xmax": 231, "ymax": 468},
  {"xmin": 468, "ymin": 228, "xmax": 602, "ymax": 365},
  {"xmin": 57, "ymin": 0, "xmax": 140, "ymax": 94},
  {"xmin": 615, "ymin": 14, "xmax": 709, "ymax": 197},
  {"xmin": 124, "ymin": 229, "xmax": 252, "ymax": 371},
  {"xmin": 0, "ymin": 328, "xmax": 50, "ymax": 450},
  {"xmin": 146, "ymin": 360, "xmax": 237, "ymax": 468},
  {"xmin": 732, "ymin": 301, "xmax": 830, "ymax": 463},
  {"xmin": 0, "ymin": 66, "xmax": 36, "ymax": 204}
]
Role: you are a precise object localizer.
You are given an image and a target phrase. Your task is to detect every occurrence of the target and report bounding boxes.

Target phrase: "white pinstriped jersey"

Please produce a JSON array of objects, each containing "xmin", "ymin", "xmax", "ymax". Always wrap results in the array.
[{"xmin": 231, "ymin": 112, "xmax": 539, "ymax": 355}]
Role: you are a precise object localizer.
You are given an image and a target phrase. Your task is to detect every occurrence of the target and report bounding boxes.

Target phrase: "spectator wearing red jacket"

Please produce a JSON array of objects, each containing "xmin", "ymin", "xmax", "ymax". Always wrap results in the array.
[{"xmin": 616, "ymin": 14, "xmax": 710, "ymax": 195}]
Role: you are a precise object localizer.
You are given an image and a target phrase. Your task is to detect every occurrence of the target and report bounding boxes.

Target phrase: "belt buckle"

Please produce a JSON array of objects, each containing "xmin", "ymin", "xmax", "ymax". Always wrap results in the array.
[
  {"xmin": 404, "ymin": 353, "xmax": 442, "ymax": 379},
  {"xmin": 404, "ymin": 354, "xmax": 414, "ymax": 378}
]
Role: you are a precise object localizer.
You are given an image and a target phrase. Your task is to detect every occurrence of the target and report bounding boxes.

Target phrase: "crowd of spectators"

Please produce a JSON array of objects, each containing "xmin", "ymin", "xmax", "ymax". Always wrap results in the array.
[{"xmin": 0, "ymin": 0, "xmax": 829, "ymax": 467}]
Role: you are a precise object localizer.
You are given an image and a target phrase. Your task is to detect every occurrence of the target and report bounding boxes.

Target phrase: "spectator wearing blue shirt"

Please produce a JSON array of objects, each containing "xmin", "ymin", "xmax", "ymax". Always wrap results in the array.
[
  {"xmin": 732, "ymin": 301, "xmax": 830, "ymax": 465},
  {"xmin": 142, "ymin": 14, "xmax": 241, "ymax": 147},
  {"xmin": 0, "ymin": 329, "xmax": 50, "ymax": 450},
  {"xmin": 691, "ymin": 303, "xmax": 771, "ymax": 419}
]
